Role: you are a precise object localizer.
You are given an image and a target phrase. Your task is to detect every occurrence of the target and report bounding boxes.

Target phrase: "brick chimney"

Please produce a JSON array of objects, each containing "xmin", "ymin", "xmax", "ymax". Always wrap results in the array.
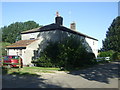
[
  {"xmin": 55, "ymin": 11, "xmax": 63, "ymax": 25},
  {"xmin": 70, "ymin": 22, "xmax": 76, "ymax": 30}
]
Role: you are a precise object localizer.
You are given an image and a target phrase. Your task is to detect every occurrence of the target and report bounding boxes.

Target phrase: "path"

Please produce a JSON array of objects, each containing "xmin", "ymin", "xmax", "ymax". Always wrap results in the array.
[{"xmin": 2, "ymin": 62, "xmax": 119, "ymax": 88}]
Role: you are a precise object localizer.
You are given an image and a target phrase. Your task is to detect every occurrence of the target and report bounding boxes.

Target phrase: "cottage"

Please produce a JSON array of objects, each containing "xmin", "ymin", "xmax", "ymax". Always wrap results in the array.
[{"xmin": 7, "ymin": 12, "xmax": 98, "ymax": 66}]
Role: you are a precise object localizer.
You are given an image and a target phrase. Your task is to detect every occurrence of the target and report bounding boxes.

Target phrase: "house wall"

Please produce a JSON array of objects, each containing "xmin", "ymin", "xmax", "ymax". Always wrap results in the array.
[
  {"xmin": 21, "ymin": 30, "xmax": 69, "ymax": 42},
  {"xmin": 85, "ymin": 37, "xmax": 98, "ymax": 57},
  {"xmin": 22, "ymin": 39, "xmax": 42, "ymax": 65},
  {"xmin": 28, "ymin": 30, "xmax": 98, "ymax": 59},
  {"xmin": 7, "ymin": 49, "xmax": 26, "ymax": 56},
  {"xmin": 21, "ymin": 32, "xmax": 39, "ymax": 40},
  {"xmin": 32, "ymin": 30, "xmax": 63, "ymax": 59},
  {"xmin": 19, "ymin": 30, "xmax": 98, "ymax": 65},
  {"xmin": 7, "ymin": 39, "xmax": 42, "ymax": 66},
  {"xmin": 22, "ymin": 30, "xmax": 73, "ymax": 61},
  {"xmin": 7, "ymin": 49, "xmax": 16, "ymax": 55}
]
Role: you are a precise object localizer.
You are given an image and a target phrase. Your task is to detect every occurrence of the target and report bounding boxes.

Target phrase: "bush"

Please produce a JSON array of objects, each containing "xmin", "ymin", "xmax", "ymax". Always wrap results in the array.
[
  {"xmin": 98, "ymin": 50, "xmax": 120, "ymax": 61},
  {"xmin": 86, "ymin": 53, "xmax": 96, "ymax": 65},
  {"xmin": 33, "ymin": 35, "xmax": 97, "ymax": 69},
  {"xmin": 98, "ymin": 50, "xmax": 114, "ymax": 59},
  {"xmin": 0, "ymin": 42, "xmax": 11, "ymax": 56},
  {"xmin": 33, "ymin": 54, "xmax": 53, "ymax": 67},
  {"xmin": 112, "ymin": 52, "xmax": 120, "ymax": 61}
]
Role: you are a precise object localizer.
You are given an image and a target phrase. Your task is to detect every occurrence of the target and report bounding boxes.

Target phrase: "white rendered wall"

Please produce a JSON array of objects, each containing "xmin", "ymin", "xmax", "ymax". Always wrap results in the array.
[
  {"xmin": 85, "ymin": 37, "xmax": 98, "ymax": 57},
  {"xmin": 7, "ymin": 49, "xmax": 17, "ymax": 55},
  {"xmin": 7, "ymin": 39, "xmax": 42, "ymax": 65},
  {"xmin": 21, "ymin": 32, "xmax": 39, "ymax": 40},
  {"xmin": 22, "ymin": 39, "xmax": 42, "ymax": 65}
]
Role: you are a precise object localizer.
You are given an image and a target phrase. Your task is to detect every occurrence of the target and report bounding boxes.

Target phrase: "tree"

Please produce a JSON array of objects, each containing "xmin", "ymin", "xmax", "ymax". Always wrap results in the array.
[
  {"xmin": 102, "ymin": 16, "xmax": 120, "ymax": 52},
  {"xmin": 0, "ymin": 42, "xmax": 11, "ymax": 56},
  {"xmin": 2, "ymin": 21, "xmax": 40, "ymax": 43}
]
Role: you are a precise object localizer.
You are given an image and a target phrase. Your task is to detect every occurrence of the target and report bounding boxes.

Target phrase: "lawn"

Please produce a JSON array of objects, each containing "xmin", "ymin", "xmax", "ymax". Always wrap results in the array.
[{"xmin": 2, "ymin": 67, "xmax": 60, "ymax": 75}]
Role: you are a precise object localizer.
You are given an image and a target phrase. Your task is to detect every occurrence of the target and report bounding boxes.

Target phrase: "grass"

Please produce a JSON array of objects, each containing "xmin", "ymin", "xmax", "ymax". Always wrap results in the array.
[
  {"xmin": 2, "ymin": 66, "xmax": 60, "ymax": 75},
  {"xmin": 23, "ymin": 67, "xmax": 60, "ymax": 70},
  {"xmin": 2, "ymin": 64, "xmax": 101, "ymax": 75}
]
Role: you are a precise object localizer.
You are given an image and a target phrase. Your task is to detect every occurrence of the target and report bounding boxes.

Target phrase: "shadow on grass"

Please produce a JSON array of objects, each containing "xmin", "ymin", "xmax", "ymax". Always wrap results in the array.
[
  {"xmin": 2, "ymin": 68, "xmax": 62, "ymax": 88},
  {"xmin": 68, "ymin": 62, "xmax": 119, "ymax": 84}
]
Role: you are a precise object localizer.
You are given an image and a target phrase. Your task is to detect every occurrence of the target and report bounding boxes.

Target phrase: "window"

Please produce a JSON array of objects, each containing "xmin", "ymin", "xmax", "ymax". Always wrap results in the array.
[{"xmin": 30, "ymin": 38, "xmax": 35, "ymax": 40}]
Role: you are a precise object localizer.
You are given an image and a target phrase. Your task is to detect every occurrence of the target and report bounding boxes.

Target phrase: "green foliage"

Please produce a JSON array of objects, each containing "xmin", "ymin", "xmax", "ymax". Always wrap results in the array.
[
  {"xmin": 86, "ymin": 53, "xmax": 97, "ymax": 64},
  {"xmin": 112, "ymin": 52, "xmax": 120, "ymax": 61},
  {"xmin": 2, "ymin": 21, "xmax": 40, "ymax": 43},
  {"xmin": 0, "ymin": 42, "xmax": 11, "ymax": 56},
  {"xmin": 98, "ymin": 50, "xmax": 114, "ymax": 58},
  {"xmin": 34, "ymin": 35, "xmax": 96, "ymax": 69},
  {"xmin": 102, "ymin": 16, "xmax": 120, "ymax": 52},
  {"xmin": 98, "ymin": 50, "xmax": 120, "ymax": 61},
  {"xmin": 2, "ymin": 67, "xmax": 60, "ymax": 75},
  {"xmin": 35, "ymin": 54, "xmax": 53, "ymax": 67}
]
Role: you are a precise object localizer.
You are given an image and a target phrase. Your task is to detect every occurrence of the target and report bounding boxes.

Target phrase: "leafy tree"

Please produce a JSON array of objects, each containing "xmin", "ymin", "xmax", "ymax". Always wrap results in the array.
[
  {"xmin": 102, "ymin": 16, "xmax": 120, "ymax": 52},
  {"xmin": 112, "ymin": 52, "xmax": 120, "ymax": 61},
  {"xmin": 0, "ymin": 42, "xmax": 11, "ymax": 56},
  {"xmin": 2, "ymin": 21, "xmax": 40, "ymax": 43}
]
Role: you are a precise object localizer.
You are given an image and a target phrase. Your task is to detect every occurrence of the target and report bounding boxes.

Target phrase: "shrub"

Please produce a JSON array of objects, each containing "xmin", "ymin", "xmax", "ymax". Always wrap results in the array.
[
  {"xmin": 98, "ymin": 50, "xmax": 120, "ymax": 61},
  {"xmin": 112, "ymin": 52, "xmax": 120, "ymax": 61},
  {"xmin": 0, "ymin": 42, "xmax": 11, "ymax": 56},
  {"xmin": 98, "ymin": 50, "xmax": 114, "ymax": 59},
  {"xmin": 34, "ymin": 54, "xmax": 53, "ymax": 67},
  {"xmin": 86, "ymin": 53, "xmax": 96, "ymax": 65},
  {"xmin": 33, "ymin": 35, "xmax": 97, "ymax": 69}
]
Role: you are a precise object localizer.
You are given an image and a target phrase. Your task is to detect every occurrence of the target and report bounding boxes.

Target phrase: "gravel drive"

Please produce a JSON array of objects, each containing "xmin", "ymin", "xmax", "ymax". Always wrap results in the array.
[{"xmin": 2, "ymin": 62, "xmax": 119, "ymax": 88}]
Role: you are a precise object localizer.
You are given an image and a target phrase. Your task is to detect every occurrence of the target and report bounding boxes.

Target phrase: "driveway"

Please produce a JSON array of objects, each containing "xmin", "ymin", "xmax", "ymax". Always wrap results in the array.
[{"xmin": 2, "ymin": 62, "xmax": 119, "ymax": 88}]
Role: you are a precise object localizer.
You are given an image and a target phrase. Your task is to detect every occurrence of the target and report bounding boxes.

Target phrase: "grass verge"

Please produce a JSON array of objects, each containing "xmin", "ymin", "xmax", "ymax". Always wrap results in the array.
[{"xmin": 2, "ymin": 67, "xmax": 60, "ymax": 75}]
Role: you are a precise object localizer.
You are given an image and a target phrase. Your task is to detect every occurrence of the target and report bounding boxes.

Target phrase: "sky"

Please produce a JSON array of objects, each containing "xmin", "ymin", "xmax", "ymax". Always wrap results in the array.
[{"xmin": 2, "ymin": 2, "xmax": 118, "ymax": 49}]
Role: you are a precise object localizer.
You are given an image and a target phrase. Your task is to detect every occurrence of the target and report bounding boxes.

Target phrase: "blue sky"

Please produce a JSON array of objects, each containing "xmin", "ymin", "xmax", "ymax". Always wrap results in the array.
[{"xmin": 2, "ymin": 2, "xmax": 118, "ymax": 49}]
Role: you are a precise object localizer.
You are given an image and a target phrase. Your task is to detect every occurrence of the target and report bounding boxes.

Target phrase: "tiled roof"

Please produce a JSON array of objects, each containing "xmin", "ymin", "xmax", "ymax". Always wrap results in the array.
[{"xmin": 6, "ymin": 39, "xmax": 38, "ymax": 48}]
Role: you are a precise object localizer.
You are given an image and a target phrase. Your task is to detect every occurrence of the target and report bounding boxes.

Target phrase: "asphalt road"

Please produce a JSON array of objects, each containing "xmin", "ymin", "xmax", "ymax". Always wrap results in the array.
[{"xmin": 2, "ymin": 62, "xmax": 119, "ymax": 88}]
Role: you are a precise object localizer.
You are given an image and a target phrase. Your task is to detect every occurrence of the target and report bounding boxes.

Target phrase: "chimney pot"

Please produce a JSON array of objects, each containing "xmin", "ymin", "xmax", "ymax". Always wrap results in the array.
[
  {"xmin": 70, "ymin": 22, "xmax": 76, "ymax": 30},
  {"xmin": 56, "ymin": 11, "xmax": 59, "ymax": 17},
  {"xmin": 55, "ymin": 12, "xmax": 63, "ymax": 25}
]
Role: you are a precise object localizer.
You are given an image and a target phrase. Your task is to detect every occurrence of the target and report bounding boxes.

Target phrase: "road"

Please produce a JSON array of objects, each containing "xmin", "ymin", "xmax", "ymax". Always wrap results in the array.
[{"xmin": 2, "ymin": 62, "xmax": 119, "ymax": 88}]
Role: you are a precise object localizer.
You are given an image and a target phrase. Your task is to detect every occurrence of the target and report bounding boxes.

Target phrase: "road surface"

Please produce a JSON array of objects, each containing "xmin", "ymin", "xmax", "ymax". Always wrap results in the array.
[{"xmin": 2, "ymin": 62, "xmax": 119, "ymax": 88}]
